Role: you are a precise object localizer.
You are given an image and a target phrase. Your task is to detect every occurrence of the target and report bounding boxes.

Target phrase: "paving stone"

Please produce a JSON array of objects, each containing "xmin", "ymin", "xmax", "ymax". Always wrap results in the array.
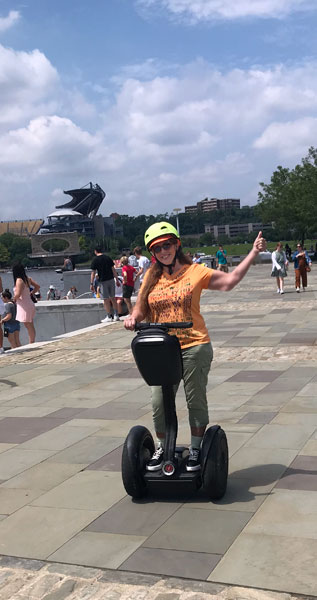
[
  {"xmin": 275, "ymin": 455, "xmax": 317, "ymax": 491},
  {"xmin": 18, "ymin": 573, "xmax": 63, "ymax": 598},
  {"xmin": 48, "ymin": 531, "xmax": 146, "ymax": 569},
  {"xmin": 86, "ymin": 496, "xmax": 181, "ymax": 536},
  {"xmin": 46, "ymin": 563, "xmax": 102, "ymax": 579},
  {"xmin": 0, "ymin": 556, "xmax": 45, "ymax": 570},
  {"xmin": 41, "ymin": 578, "xmax": 77, "ymax": 600},
  {"xmin": 119, "ymin": 547, "xmax": 221, "ymax": 580}
]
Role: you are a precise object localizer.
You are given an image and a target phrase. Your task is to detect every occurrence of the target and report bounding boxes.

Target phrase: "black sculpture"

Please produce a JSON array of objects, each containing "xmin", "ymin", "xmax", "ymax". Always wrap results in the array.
[{"xmin": 56, "ymin": 182, "xmax": 105, "ymax": 218}]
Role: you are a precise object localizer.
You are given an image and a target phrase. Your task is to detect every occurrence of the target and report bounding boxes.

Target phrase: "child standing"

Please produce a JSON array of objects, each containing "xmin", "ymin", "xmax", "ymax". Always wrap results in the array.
[{"xmin": 0, "ymin": 290, "xmax": 21, "ymax": 349}]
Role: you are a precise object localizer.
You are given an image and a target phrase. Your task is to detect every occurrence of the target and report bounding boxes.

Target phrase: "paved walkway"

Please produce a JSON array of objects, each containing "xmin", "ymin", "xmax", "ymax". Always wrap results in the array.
[{"xmin": 0, "ymin": 265, "xmax": 316, "ymax": 599}]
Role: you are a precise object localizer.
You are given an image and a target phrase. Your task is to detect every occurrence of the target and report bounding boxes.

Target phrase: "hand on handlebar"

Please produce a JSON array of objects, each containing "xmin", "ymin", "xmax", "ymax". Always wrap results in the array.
[{"xmin": 124, "ymin": 315, "xmax": 137, "ymax": 330}]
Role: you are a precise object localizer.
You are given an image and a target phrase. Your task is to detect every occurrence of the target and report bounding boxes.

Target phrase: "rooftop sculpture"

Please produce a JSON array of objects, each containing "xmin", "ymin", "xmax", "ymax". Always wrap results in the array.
[{"xmin": 56, "ymin": 182, "xmax": 105, "ymax": 218}]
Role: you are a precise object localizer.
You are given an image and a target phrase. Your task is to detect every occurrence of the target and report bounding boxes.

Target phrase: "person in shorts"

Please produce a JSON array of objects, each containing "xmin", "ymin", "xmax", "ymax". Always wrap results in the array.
[
  {"xmin": 121, "ymin": 256, "xmax": 138, "ymax": 314},
  {"xmin": 90, "ymin": 246, "xmax": 121, "ymax": 323},
  {"xmin": 0, "ymin": 289, "xmax": 21, "ymax": 349},
  {"xmin": 216, "ymin": 245, "xmax": 229, "ymax": 272}
]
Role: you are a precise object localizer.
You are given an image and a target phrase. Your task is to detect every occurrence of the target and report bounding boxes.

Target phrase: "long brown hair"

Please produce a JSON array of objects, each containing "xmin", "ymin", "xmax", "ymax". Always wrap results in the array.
[{"xmin": 139, "ymin": 247, "xmax": 192, "ymax": 318}]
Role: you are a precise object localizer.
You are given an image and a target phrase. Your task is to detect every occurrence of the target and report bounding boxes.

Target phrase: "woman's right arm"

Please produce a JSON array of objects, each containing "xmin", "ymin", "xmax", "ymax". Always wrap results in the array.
[{"xmin": 124, "ymin": 295, "xmax": 146, "ymax": 330}]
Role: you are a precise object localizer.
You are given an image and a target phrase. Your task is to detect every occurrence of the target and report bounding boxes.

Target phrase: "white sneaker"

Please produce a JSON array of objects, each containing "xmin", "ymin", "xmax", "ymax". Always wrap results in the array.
[
  {"xmin": 0, "ymin": 348, "xmax": 4, "ymax": 355},
  {"xmin": 302, "ymin": 287, "xmax": 306, "ymax": 292},
  {"xmin": 113, "ymin": 314, "xmax": 120, "ymax": 321},
  {"xmin": 101, "ymin": 316, "xmax": 113, "ymax": 323},
  {"xmin": 276, "ymin": 289, "xmax": 280, "ymax": 294},
  {"xmin": 280, "ymin": 290, "xmax": 284, "ymax": 295},
  {"xmin": 296, "ymin": 287, "xmax": 300, "ymax": 293}
]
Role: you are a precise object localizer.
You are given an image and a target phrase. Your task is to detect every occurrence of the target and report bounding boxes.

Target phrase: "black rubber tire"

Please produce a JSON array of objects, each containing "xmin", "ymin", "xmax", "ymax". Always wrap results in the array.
[
  {"xmin": 202, "ymin": 427, "xmax": 228, "ymax": 500},
  {"xmin": 121, "ymin": 425, "xmax": 155, "ymax": 499}
]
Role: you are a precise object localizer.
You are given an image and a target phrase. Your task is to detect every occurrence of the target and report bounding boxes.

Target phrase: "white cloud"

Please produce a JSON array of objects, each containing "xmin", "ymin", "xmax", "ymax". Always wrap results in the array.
[
  {"xmin": 0, "ymin": 115, "xmax": 125, "ymax": 181},
  {"xmin": 3, "ymin": 33, "xmax": 317, "ymax": 217},
  {"xmin": 0, "ymin": 10, "xmax": 20, "ymax": 32},
  {"xmin": 137, "ymin": 0, "xmax": 316, "ymax": 22},
  {"xmin": 254, "ymin": 117, "xmax": 317, "ymax": 157},
  {"xmin": 0, "ymin": 44, "xmax": 59, "ymax": 127}
]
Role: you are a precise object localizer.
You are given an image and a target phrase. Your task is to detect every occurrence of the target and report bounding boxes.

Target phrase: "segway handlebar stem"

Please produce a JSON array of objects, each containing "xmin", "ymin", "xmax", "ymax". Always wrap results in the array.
[{"xmin": 135, "ymin": 322, "xmax": 193, "ymax": 331}]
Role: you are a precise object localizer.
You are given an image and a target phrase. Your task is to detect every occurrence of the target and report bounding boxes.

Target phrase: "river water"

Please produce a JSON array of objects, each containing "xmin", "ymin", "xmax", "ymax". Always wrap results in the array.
[{"xmin": 0, "ymin": 269, "xmax": 69, "ymax": 296}]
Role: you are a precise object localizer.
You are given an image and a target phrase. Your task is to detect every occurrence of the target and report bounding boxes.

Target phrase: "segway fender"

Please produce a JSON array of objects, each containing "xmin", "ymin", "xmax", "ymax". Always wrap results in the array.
[{"xmin": 200, "ymin": 425, "xmax": 221, "ymax": 478}]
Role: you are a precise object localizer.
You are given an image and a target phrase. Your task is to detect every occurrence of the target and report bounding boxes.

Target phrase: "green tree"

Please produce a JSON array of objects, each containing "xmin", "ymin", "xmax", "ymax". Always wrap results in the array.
[
  {"xmin": 0, "ymin": 243, "xmax": 10, "ymax": 266},
  {"xmin": 258, "ymin": 146, "xmax": 317, "ymax": 245}
]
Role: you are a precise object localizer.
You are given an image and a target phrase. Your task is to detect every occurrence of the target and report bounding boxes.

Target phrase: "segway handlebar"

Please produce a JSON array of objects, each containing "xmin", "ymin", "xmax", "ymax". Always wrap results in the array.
[{"xmin": 135, "ymin": 321, "xmax": 193, "ymax": 331}]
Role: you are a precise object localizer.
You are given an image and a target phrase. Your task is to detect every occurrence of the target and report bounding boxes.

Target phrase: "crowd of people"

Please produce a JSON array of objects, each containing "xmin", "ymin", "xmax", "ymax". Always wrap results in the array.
[{"xmin": 0, "ymin": 238, "xmax": 314, "ymax": 354}]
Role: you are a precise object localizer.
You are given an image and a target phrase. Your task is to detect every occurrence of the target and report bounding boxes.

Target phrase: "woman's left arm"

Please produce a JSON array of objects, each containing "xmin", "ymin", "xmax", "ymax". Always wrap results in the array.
[
  {"xmin": 208, "ymin": 232, "xmax": 266, "ymax": 292},
  {"xmin": 28, "ymin": 277, "xmax": 40, "ymax": 294}
]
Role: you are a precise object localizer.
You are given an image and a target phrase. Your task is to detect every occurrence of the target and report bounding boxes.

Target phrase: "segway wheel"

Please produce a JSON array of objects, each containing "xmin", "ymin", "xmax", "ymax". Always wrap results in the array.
[
  {"xmin": 202, "ymin": 427, "xmax": 228, "ymax": 500},
  {"xmin": 121, "ymin": 426, "xmax": 155, "ymax": 499}
]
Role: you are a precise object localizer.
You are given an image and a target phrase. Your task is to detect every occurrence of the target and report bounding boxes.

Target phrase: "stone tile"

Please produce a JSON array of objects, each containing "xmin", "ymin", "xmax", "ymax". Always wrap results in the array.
[
  {"xmin": 226, "ymin": 371, "xmax": 283, "ymax": 383},
  {"xmin": 19, "ymin": 424, "xmax": 101, "ymax": 451},
  {"xmin": 1, "ymin": 406, "xmax": 63, "ymax": 418},
  {"xmin": 271, "ymin": 412, "xmax": 317, "ymax": 426},
  {"xmin": 31, "ymin": 470, "xmax": 126, "ymax": 511},
  {"xmin": 1, "ymin": 462, "xmax": 86, "ymax": 491},
  {"xmin": 297, "ymin": 382, "xmax": 317, "ymax": 396},
  {"xmin": 245, "ymin": 391, "xmax": 297, "ymax": 406},
  {"xmin": 186, "ymin": 476, "xmax": 275, "ymax": 513},
  {"xmin": 258, "ymin": 378, "xmax": 312, "ymax": 393},
  {"xmin": 47, "ymin": 435, "xmax": 123, "ymax": 464},
  {"xmin": 77, "ymin": 403, "xmax": 148, "ymax": 421},
  {"xmin": 0, "ymin": 448, "xmax": 56, "ymax": 480},
  {"xmin": 300, "ymin": 440, "xmax": 317, "ymax": 456},
  {"xmin": 229, "ymin": 447, "xmax": 297, "ymax": 484},
  {"xmin": 0, "ymin": 505, "xmax": 100, "ymax": 559},
  {"xmin": 280, "ymin": 336, "xmax": 316, "ymax": 345},
  {"xmin": 222, "ymin": 337, "xmax": 263, "ymax": 347},
  {"xmin": 281, "ymin": 396, "xmax": 317, "ymax": 413},
  {"xmin": 86, "ymin": 496, "xmax": 181, "ymax": 536},
  {"xmin": 276, "ymin": 455, "xmax": 317, "ymax": 491},
  {"xmin": 245, "ymin": 489, "xmax": 317, "ymax": 538},
  {"xmin": 209, "ymin": 533, "xmax": 317, "ymax": 596},
  {"xmin": 108, "ymin": 368, "xmax": 141, "ymax": 379},
  {"xmin": 281, "ymin": 366, "xmax": 317, "ymax": 379},
  {"xmin": 144, "ymin": 507, "xmax": 252, "ymax": 554},
  {"xmin": 48, "ymin": 531, "xmax": 146, "ymax": 569},
  {"xmin": 86, "ymin": 444, "xmax": 123, "ymax": 471},
  {"xmin": 119, "ymin": 547, "xmax": 221, "ymax": 580},
  {"xmin": 0, "ymin": 417, "xmax": 67, "ymax": 444},
  {"xmin": 93, "ymin": 420, "xmax": 148, "ymax": 438},
  {"xmin": 0, "ymin": 487, "xmax": 43, "ymax": 514},
  {"xmin": 0, "ymin": 443, "xmax": 16, "ymax": 454},
  {"xmin": 211, "ymin": 382, "xmax": 269, "ymax": 397},
  {"xmin": 238, "ymin": 412, "xmax": 277, "ymax": 424},
  {"xmin": 226, "ymin": 432, "xmax": 254, "ymax": 456},
  {"xmin": 45, "ymin": 408, "xmax": 84, "ymax": 419},
  {"xmin": 244, "ymin": 423, "xmax": 315, "ymax": 450}
]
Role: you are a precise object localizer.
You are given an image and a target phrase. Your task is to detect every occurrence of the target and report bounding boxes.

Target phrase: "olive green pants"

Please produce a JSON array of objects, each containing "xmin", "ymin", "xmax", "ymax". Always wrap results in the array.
[{"xmin": 151, "ymin": 342, "xmax": 213, "ymax": 434}]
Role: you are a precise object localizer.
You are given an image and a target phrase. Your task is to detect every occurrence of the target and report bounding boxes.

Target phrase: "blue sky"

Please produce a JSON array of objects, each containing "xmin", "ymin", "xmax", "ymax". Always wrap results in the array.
[{"xmin": 1, "ymin": 0, "xmax": 317, "ymax": 220}]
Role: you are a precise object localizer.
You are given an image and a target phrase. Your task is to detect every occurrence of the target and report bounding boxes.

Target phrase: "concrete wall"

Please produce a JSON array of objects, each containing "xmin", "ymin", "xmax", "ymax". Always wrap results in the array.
[{"xmin": 13, "ymin": 299, "xmax": 106, "ymax": 346}]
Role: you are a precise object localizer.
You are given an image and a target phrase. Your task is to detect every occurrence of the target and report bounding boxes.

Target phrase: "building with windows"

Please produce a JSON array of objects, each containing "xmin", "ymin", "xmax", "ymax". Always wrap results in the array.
[
  {"xmin": 204, "ymin": 222, "xmax": 271, "ymax": 239},
  {"xmin": 185, "ymin": 197, "xmax": 240, "ymax": 214}
]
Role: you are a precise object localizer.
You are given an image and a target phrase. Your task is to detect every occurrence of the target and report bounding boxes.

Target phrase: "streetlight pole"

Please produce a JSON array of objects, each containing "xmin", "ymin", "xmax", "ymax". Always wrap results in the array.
[{"xmin": 173, "ymin": 208, "xmax": 181, "ymax": 235}]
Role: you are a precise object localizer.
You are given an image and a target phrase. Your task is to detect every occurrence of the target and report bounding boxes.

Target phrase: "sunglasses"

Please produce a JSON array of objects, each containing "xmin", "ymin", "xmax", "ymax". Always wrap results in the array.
[{"xmin": 152, "ymin": 241, "xmax": 174, "ymax": 254}]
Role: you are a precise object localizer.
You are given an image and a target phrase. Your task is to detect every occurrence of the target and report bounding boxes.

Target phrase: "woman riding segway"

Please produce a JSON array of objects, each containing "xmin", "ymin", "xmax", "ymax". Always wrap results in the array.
[{"xmin": 124, "ymin": 222, "xmax": 266, "ymax": 473}]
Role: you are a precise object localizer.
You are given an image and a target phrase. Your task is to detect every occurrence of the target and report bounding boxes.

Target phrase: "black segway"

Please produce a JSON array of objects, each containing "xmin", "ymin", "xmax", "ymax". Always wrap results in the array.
[{"xmin": 121, "ymin": 322, "xmax": 228, "ymax": 500}]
